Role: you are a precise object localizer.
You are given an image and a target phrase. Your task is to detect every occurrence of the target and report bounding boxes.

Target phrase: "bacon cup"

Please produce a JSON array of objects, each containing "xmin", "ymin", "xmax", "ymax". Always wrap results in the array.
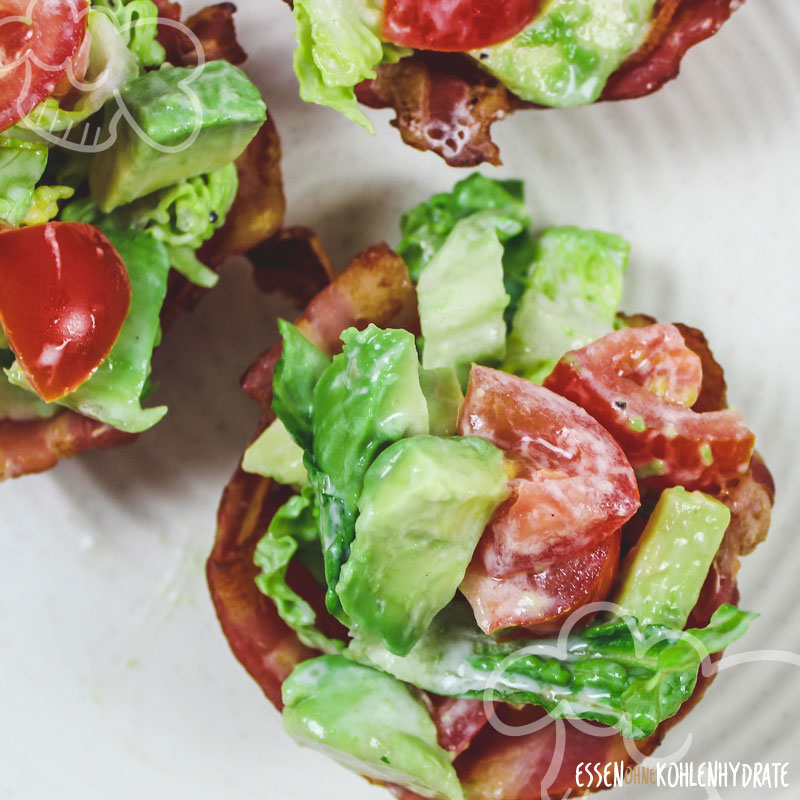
[
  {"xmin": 282, "ymin": 0, "xmax": 743, "ymax": 165},
  {"xmin": 208, "ymin": 175, "xmax": 773, "ymax": 800},
  {"xmin": 0, "ymin": 2, "xmax": 284, "ymax": 479}
]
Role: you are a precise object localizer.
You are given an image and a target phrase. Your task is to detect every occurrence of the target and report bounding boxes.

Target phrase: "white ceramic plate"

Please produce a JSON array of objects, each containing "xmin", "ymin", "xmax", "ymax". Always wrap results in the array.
[{"xmin": 2, "ymin": 2, "xmax": 799, "ymax": 798}]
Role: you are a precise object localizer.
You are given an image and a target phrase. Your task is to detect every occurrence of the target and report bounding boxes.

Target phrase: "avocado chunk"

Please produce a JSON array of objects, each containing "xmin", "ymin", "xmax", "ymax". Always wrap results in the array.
[
  {"xmin": 89, "ymin": 60, "xmax": 266, "ymax": 211},
  {"xmin": 283, "ymin": 655, "xmax": 464, "ymax": 800},
  {"xmin": 337, "ymin": 435, "xmax": 509, "ymax": 656},
  {"xmin": 242, "ymin": 418, "xmax": 308, "ymax": 486},
  {"xmin": 470, "ymin": 0, "xmax": 657, "ymax": 107},
  {"xmin": 615, "ymin": 486, "xmax": 731, "ymax": 628}
]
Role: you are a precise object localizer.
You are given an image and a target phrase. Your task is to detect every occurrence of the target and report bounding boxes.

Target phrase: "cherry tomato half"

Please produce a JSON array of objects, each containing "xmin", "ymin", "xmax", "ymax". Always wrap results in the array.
[
  {"xmin": 0, "ymin": 0, "xmax": 89, "ymax": 132},
  {"xmin": 382, "ymin": 0, "xmax": 542, "ymax": 52},
  {"xmin": 461, "ymin": 529, "xmax": 621, "ymax": 635},
  {"xmin": 459, "ymin": 365, "xmax": 639, "ymax": 577},
  {"xmin": 0, "ymin": 222, "xmax": 130, "ymax": 401},
  {"xmin": 543, "ymin": 323, "xmax": 755, "ymax": 490}
]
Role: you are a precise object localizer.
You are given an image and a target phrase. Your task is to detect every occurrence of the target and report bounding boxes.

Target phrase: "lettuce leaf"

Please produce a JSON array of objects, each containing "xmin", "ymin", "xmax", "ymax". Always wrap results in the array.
[
  {"xmin": 350, "ymin": 601, "xmax": 755, "ymax": 740},
  {"xmin": 0, "ymin": 140, "xmax": 48, "ymax": 225},
  {"xmin": 503, "ymin": 226, "xmax": 629, "ymax": 383},
  {"xmin": 60, "ymin": 162, "xmax": 239, "ymax": 288},
  {"xmin": 293, "ymin": 0, "xmax": 385, "ymax": 132},
  {"xmin": 93, "ymin": 0, "xmax": 166, "ymax": 67},
  {"xmin": 254, "ymin": 487, "xmax": 344, "ymax": 654},
  {"xmin": 398, "ymin": 173, "xmax": 533, "ymax": 284},
  {"xmin": 310, "ymin": 325, "xmax": 429, "ymax": 612}
]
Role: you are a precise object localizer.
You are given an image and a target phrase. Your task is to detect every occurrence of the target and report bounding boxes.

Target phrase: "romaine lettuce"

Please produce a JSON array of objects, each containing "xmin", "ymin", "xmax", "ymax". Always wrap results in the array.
[
  {"xmin": 0, "ymin": 140, "xmax": 48, "ymax": 225},
  {"xmin": 254, "ymin": 487, "xmax": 344, "ymax": 653},
  {"xmin": 417, "ymin": 212, "xmax": 511, "ymax": 384},
  {"xmin": 293, "ymin": 0, "xmax": 387, "ymax": 132},
  {"xmin": 504, "ymin": 226, "xmax": 629, "ymax": 383},
  {"xmin": 93, "ymin": 0, "xmax": 166, "ymax": 68},
  {"xmin": 309, "ymin": 325, "xmax": 429, "ymax": 612},
  {"xmin": 350, "ymin": 601, "xmax": 755, "ymax": 740},
  {"xmin": 398, "ymin": 173, "xmax": 533, "ymax": 283}
]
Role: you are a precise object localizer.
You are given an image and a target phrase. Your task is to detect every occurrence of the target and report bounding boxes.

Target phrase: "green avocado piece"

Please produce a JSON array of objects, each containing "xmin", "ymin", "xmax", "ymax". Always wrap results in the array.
[
  {"xmin": 242, "ymin": 419, "xmax": 309, "ymax": 486},
  {"xmin": 470, "ymin": 0, "xmax": 657, "ymax": 107},
  {"xmin": 337, "ymin": 435, "xmax": 509, "ymax": 656},
  {"xmin": 89, "ymin": 60, "xmax": 266, "ymax": 211},
  {"xmin": 615, "ymin": 487, "xmax": 731, "ymax": 628},
  {"xmin": 311, "ymin": 324, "xmax": 430, "ymax": 612},
  {"xmin": 283, "ymin": 655, "xmax": 464, "ymax": 800}
]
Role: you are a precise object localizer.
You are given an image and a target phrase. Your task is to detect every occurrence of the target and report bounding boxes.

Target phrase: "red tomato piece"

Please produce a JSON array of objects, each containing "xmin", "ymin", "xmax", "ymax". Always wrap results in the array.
[
  {"xmin": 543, "ymin": 324, "xmax": 755, "ymax": 491},
  {"xmin": 459, "ymin": 365, "xmax": 639, "ymax": 577},
  {"xmin": 382, "ymin": 0, "xmax": 542, "ymax": 53},
  {"xmin": 461, "ymin": 529, "xmax": 621, "ymax": 635},
  {"xmin": 0, "ymin": 222, "xmax": 130, "ymax": 402},
  {"xmin": 0, "ymin": 0, "xmax": 89, "ymax": 132}
]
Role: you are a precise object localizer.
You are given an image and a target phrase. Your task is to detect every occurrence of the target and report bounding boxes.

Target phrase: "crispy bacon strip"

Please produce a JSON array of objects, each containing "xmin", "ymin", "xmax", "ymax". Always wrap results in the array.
[
  {"xmin": 154, "ymin": 2, "xmax": 247, "ymax": 66},
  {"xmin": 0, "ymin": 412, "xmax": 135, "ymax": 481},
  {"xmin": 354, "ymin": 0, "xmax": 741, "ymax": 164},
  {"xmin": 603, "ymin": 0, "xmax": 740, "ymax": 100},
  {"xmin": 357, "ymin": 53, "xmax": 525, "ymax": 167},
  {"xmin": 249, "ymin": 227, "xmax": 335, "ymax": 309}
]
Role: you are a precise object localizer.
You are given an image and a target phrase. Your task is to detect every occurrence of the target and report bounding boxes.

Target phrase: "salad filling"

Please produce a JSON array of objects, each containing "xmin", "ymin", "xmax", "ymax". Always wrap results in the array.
[
  {"xmin": 209, "ymin": 175, "xmax": 773, "ymax": 800},
  {"xmin": 284, "ymin": 0, "xmax": 744, "ymax": 164},
  {"xmin": 0, "ymin": 1, "xmax": 282, "ymax": 477}
]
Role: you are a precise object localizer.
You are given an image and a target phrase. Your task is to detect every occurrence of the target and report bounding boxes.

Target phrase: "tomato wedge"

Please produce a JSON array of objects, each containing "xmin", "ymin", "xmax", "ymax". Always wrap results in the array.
[
  {"xmin": 0, "ymin": 222, "xmax": 130, "ymax": 402},
  {"xmin": 543, "ymin": 324, "xmax": 755, "ymax": 490},
  {"xmin": 459, "ymin": 365, "xmax": 639, "ymax": 577},
  {"xmin": 0, "ymin": 0, "xmax": 88, "ymax": 132},
  {"xmin": 382, "ymin": 0, "xmax": 542, "ymax": 53},
  {"xmin": 461, "ymin": 529, "xmax": 621, "ymax": 635}
]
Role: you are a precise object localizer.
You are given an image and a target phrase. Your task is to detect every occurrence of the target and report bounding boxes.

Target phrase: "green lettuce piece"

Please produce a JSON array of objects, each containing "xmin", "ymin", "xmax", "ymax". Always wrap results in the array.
[
  {"xmin": 350, "ymin": 602, "xmax": 756, "ymax": 740},
  {"xmin": 18, "ymin": 11, "xmax": 138, "ymax": 135},
  {"xmin": 273, "ymin": 320, "xmax": 332, "ymax": 451},
  {"xmin": 243, "ymin": 418, "xmax": 309, "ymax": 486},
  {"xmin": 283, "ymin": 655, "xmax": 464, "ymax": 800},
  {"xmin": 417, "ymin": 213, "xmax": 511, "ymax": 384},
  {"xmin": 60, "ymin": 163, "xmax": 239, "ymax": 288},
  {"xmin": 398, "ymin": 173, "xmax": 532, "ymax": 283},
  {"xmin": 7, "ymin": 226, "xmax": 170, "ymax": 433},
  {"xmin": 255, "ymin": 488, "xmax": 344, "ymax": 653},
  {"xmin": 310, "ymin": 325, "xmax": 429, "ymax": 612},
  {"xmin": 337, "ymin": 435, "xmax": 509, "ymax": 656},
  {"xmin": 23, "ymin": 186, "xmax": 75, "ymax": 226},
  {"xmin": 0, "ymin": 139, "xmax": 48, "ymax": 224},
  {"xmin": 470, "ymin": 0, "xmax": 656, "ymax": 107},
  {"xmin": 293, "ymin": 0, "xmax": 385, "ymax": 132},
  {"xmin": 93, "ymin": 0, "xmax": 166, "ymax": 67},
  {"xmin": 0, "ymin": 349, "xmax": 57, "ymax": 421},
  {"xmin": 504, "ymin": 226, "xmax": 629, "ymax": 383}
]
